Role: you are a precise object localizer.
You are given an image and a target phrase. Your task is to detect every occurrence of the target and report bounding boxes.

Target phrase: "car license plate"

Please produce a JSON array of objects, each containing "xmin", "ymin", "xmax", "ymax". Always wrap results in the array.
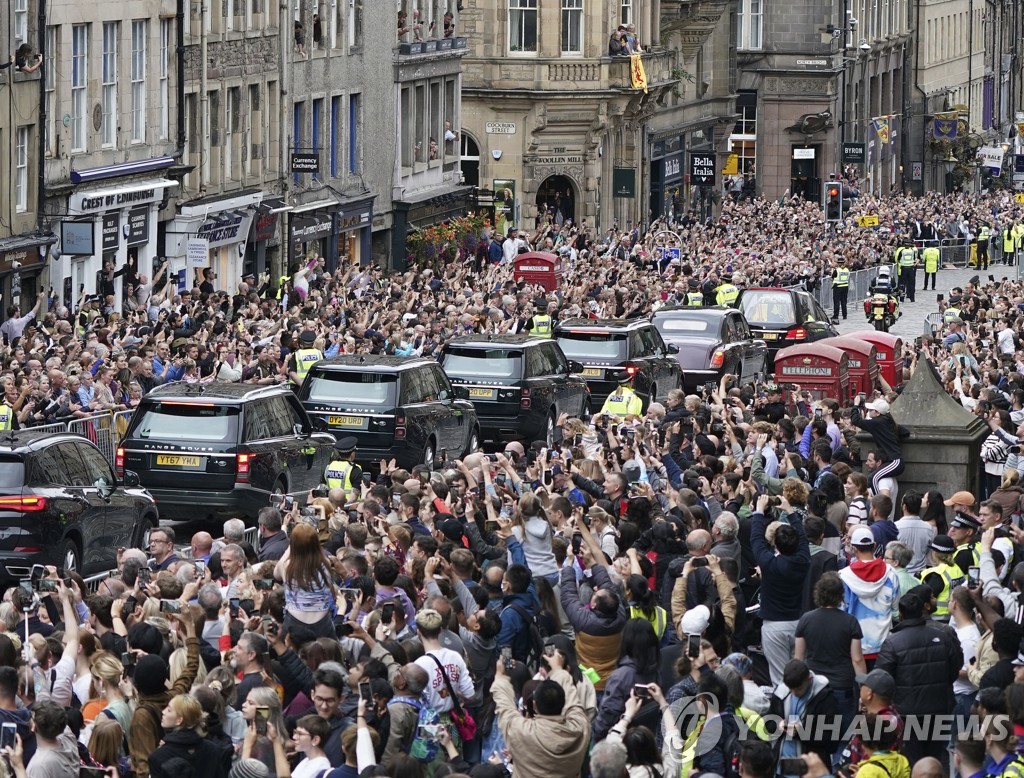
[
  {"xmin": 328, "ymin": 415, "xmax": 366, "ymax": 429},
  {"xmin": 761, "ymin": 333, "xmax": 779, "ymax": 340},
  {"xmin": 468, "ymin": 388, "xmax": 496, "ymax": 400},
  {"xmin": 581, "ymin": 368, "xmax": 603, "ymax": 378},
  {"xmin": 156, "ymin": 455, "xmax": 202, "ymax": 468}
]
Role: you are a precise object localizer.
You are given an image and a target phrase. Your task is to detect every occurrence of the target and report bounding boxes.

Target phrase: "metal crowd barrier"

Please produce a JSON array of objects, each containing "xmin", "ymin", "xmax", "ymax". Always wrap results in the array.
[
  {"xmin": 20, "ymin": 409, "xmax": 135, "ymax": 468},
  {"xmin": 795, "ymin": 264, "xmax": 898, "ymax": 313}
]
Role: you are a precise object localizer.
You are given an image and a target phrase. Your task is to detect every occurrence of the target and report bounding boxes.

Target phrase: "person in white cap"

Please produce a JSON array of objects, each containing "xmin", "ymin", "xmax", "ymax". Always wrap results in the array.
[
  {"xmin": 838, "ymin": 527, "xmax": 900, "ymax": 661},
  {"xmin": 851, "ymin": 393, "xmax": 910, "ymax": 496}
]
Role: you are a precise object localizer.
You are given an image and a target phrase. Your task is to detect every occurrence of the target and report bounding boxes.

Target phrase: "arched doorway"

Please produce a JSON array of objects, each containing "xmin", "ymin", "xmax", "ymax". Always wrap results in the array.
[
  {"xmin": 536, "ymin": 175, "xmax": 576, "ymax": 225},
  {"xmin": 460, "ymin": 133, "xmax": 480, "ymax": 187}
]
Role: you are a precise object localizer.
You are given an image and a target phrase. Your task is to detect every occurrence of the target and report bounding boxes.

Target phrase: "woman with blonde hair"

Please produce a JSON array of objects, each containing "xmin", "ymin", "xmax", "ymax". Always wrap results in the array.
[
  {"xmin": 79, "ymin": 652, "xmax": 133, "ymax": 747},
  {"xmin": 170, "ymin": 645, "xmax": 207, "ymax": 686},
  {"xmin": 240, "ymin": 686, "xmax": 289, "ymax": 776},
  {"xmin": 274, "ymin": 522, "xmax": 337, "ymax": 638},
  {"xmin": 149, "ymin": 694, "xmax": 231, "ymax": 778},
  {"xmin": 205, "ymin": 666, "xmax": 246, "ymax": 745}
]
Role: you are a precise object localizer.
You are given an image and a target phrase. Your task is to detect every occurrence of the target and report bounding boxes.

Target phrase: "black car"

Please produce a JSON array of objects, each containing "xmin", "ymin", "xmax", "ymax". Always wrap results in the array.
[
  {"xmin": 299, "ymin": 355, "xmax": 479, "ymax": 469},
  {"xmin": 736, "ymin": 287, "xmax": 839, "ymax": 366},
  {"xmin": 554, "ymin": 318, "xmax": 683, "ymax": 410},
  {"xmin": 438, "ymin": 335, "xmax": 590, "ymax": 443},
  {"xmin": 118, "ymin": 383, "xmax": 337, "ymax": 522},
  {"xmin": 0, "ymin": 430, "xmax": 157, "ymax": 583},
  {"xmin": 652, "ymin": 306, "xmax": 768, "ymax": 391}
]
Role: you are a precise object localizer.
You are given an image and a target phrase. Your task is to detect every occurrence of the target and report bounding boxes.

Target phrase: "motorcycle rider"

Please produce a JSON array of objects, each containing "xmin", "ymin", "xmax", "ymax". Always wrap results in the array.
[{"xmin": 865, "ymin": 267, "xmax": 900, "ymax": 330}]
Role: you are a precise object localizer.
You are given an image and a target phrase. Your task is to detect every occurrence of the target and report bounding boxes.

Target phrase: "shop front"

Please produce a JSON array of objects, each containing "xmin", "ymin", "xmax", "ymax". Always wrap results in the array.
[
  {"xmin": 247, "ymin": 197, "xmax": 289, "ymax": 279},
  {"xmin": 391, "ymin": 186, "xmax": 474, "ymax": 270},
  {"xmin": 0, "ymin": 236, "xmax": 51, "ymax": 310},
  {"xmin": 57, "ymin": 178, "xmax": 176, "ymax": 308},
  {"xmin": 334, "ymin": 196, "xmax": 374, "ymax": 270},
  {"xmin": 649, "ymin": 135, "xmax": 685, "ymax": 221},
  {"xmin": 289, "ymin": 205, "xmax": 335, "ymax": 273},
  {"xmin": 288, "ymin": 195, "xmax": 375, "ymax": 273}
]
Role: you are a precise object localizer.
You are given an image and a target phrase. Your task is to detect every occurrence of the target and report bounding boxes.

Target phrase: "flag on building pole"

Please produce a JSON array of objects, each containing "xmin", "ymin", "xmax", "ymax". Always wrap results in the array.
[
  {"xmin": 872, "ymin": 116, "xmax": 891, "ymax": 145},
  {"xmin": 630, "ymin": 54, "xmax": 648, "ymax": 94},
  {"xmin": 933, "ymin": 112, "xmax": 959, "ymax": 140},
  {"xmin": 1016, "ymin": 121, "xmax": 1024, "ymax": 140}
]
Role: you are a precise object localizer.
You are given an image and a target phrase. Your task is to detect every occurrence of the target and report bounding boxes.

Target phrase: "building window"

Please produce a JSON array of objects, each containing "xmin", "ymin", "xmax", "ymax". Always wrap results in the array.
[
  {"xmin": 400, "ymin": 87, "xmax": 412, "ymax": 168},
  {"xmin": 225, "ymin": 86, "xmax": 237, "ymax": 177},
  {"xmin": 102, "ymin": 23, "xmax": 118, "ymax": 148},
  {"xmin": 348, "ymin": 92, "xmax": 360, "ymax": 174},
  {"xmin": 736, "ymin": 0, "xmax": 762, "ymax": 50},
  {"xmin": 159, "ymin": 20, "xmax": 170, "ymax": 139},
  {"xmin": 330, "ymin": 95, "xmax": 341, "ymax": 178},
  {"xmin": 15, "ymin": 127, "xmax": 28, "ymax": 213},
  {"xmin": 45, "ymin": 26, "xmax": 57, "ymax": 157},
  {"xmin": 293, "ymin": 101, "xmax": 304, "ymax": 183},
  {"xmin": 620, "ymin": 0, "xmax": 631, "ymax": 24},
  {"xmin": 561, "ymin": 0, "xmax": 582, "ymax": 53},
  {"xmin": 312, "ymin": 97, "xmax": 322, "ymax": 180},
  {"xmin": 71, "ymin": 24, "xmax": 88, "ymax": 153},
  {"xmin": 349, "ymin": 0, "xmax": 362, "ymax": 47},
  {"xmin": 727, "ymin": 90, "xmax": 758, "ymax": 181},
  {"xmin": 14, "ymin": 0, "xmax": 27, "ymax": 44},
  {"xmin": 247, "ymin": 84, "xmax": 260, "ymax": 176},
  {"xmin": 508, "ymin": 0, "xmax": 537, "ymax": 52},
  {"xmin": 131, "ymin": 20, "xmax": 147, "ymax": 142}
]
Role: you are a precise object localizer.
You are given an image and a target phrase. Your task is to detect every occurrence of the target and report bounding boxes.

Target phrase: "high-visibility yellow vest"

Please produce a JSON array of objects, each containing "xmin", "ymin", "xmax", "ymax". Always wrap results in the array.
[
  {"xmin": 275, "ymin": 275, "xmax": 290, "ymax": 300},
  {"xmin": 920, "ymin": 561, "xmax": 965, "ymax": 619},
  {"xmin": 955, "ymin": 542, "xmax": 980, "ymax": 576},
  {"xmin": 923, "ymin": 247, "xmax": 940, "ymax": 273},
  {"xmin": 715, "ymin": 283, "xmax": 739, "ymax": 306},
  {"xmin": 978, "ymin": 227, "xmax": 991, "ymax": 243},
  {"xmin": 292, "ymin": 348, "xmax": 323, "ymax": 385},
  {"xmin": 1005, "ymin": 229, "xmax": 1016, "ymax": 253},
  {"xmin": 629, "ymin": 604, "xmax": 668, "ymax": 640},
  {"xmin": 531, "ymin": 315, "xmax": 552, "ymax": 338},
  {"xmin": 897, "ymin": 247, "xmax": 916, "ymax": 267},
  {"xmin": 686, "ymin": 292, "xmax": 704, "ymax": 306},
  {"xmin": 834, "ymin": 268, "xmax": 850, "ymax": 287},
  {"xmin": 324, "ymin": 459, "xmax": 355, "ymax": 498},
  {"xmin": 943, "ymin": 307, "xmax": 962, "ymax": 323},
  {"xmin": 600, "ymin": 387, "xmax": 643, "ymax": 417},
  {"xmin": 0, "ymin": 404, "xmax": 12, "ymax": 431}
]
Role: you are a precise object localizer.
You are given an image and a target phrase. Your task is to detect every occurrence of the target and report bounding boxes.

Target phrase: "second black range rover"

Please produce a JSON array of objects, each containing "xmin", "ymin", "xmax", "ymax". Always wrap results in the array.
[
  {"xmin": 438, "ymin": 334, "xmax": 590, "ymax": 443},
  {"xmin": 299, "ymin": 355, "xmax": 480, "ymax": 469},
  {"xmin": 555, "ymin": 318, "xmax": 683, "ymax": 410}
]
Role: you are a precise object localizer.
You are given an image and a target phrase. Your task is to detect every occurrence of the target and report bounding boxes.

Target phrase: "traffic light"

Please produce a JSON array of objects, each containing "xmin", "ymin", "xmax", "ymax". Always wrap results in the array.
[{"xmin": 825, "ymin": 184, "xmax": 844, "ymax": 222}]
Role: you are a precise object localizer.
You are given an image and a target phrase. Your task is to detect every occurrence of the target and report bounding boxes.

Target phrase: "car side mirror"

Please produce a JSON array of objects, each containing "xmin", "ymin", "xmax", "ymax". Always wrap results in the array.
[
  {"xmin": 667, "ymin": 344, "xmax": 679, "ymax": 354},
  {"xmin": 453, "ymin": 385, "xmax": 469, "ymax": 400},
  {"xmin": 568, "ymin": 360, "xmax": 584, "ymax": 374},
  {"xmin": 123, "ymin": 471, "xmax": 140, "ymax": 489},
  {"xmin": 293, "ymin": 423, "xmax": 307, "ymax": 437},
  {"xmin": 309, "ymin": 415, "xmax": 328, "ymax": 432}
]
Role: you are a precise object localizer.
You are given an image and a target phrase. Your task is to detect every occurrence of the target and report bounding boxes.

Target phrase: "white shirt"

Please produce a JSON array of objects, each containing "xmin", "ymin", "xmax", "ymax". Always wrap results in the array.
[
  {"xmin": 292, "ymin": 756, "xmax": 331, "ymax": 778},
  {"xmin": 870, "ymin": 476, "xmax": 898, "ymax": 519},
  {"xmin": 952, "ymin": 622, "xmax": 980, "ymax": 695},
  {"xmin": 415, "ymin": 647, "xmax": 475, "ymax": 714},
  {"xmin": 998, "ymin": 327, "xmax": 1016, "ymax": 356}
]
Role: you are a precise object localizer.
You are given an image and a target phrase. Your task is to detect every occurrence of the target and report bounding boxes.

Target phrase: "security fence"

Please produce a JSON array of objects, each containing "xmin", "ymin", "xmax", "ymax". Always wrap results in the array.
[
  {"xmin": 21, "ymin": 409, "xmax": 134, "ymax": 469},
  {"xmin": 791, "ymin": 264, "xmax": 897, "ymax": 312}
]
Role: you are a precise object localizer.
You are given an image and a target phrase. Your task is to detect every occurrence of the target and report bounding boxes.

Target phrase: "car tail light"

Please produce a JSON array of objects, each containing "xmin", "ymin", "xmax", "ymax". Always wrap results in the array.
[
  {"xmin": 115, "ymin": 447, "xmax": 124, "ymax": 478},
  {"xmin": 520, "ymin": 388, "xmax": 532, "ymax": 409},
  {"xmin": 710, "ymin": 350, "xmax": 725, "ymax": 368},
  {"xmin": 395, "ymin": 414, "xmax": 407, "ymax": 440},
  {"xmin": 0, "ymin": 496, "xmax": 47, "ymax": 512},
  {"xmin": 236, "ymin": 453, "xmax": 251, "ymax": 484},
  {"xmin": 786, "ymin": 327, "xmax": 807, "ymax": 340},
  {"xmin": 625, "ymin": 365, "xmax": 638, "ymax": 376}
]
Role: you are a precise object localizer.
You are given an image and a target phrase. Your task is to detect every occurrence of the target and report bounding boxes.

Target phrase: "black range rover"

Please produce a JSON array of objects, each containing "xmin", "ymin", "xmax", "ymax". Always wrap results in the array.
[
  {"xmin": 298, "ymin": 355, "xmax": 480, "ymax": 469},
  {"xmin": 118, "ymin": 383, "xmax": 337, "ymax": 522},
  {"xmin": 554, "ymin": 318, "xmax": 683, "ymax": 410},
  {"xmin": 438, "ymin": 334, "xmax": 590, "ymax": 443}
]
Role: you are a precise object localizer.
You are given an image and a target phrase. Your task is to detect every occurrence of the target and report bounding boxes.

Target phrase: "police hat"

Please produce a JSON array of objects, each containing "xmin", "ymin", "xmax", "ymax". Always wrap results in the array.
[
  {"xmin": 687, "ymin": 278, "xmax": 700, "ymax": 288},
  {"xmin": 334, "ymin": 436, "xmax": 358, "ymax": 454},
  {"xmin": 299, "ymin": 330, "xmax": 316, "ymax": 345},
  {"xmin": 950, "ymin": 512, "xmax": 981, "ymax": 532},
  {"xmin": 615, "ymin": 370, "xmax": 633, "ymax": 385}
]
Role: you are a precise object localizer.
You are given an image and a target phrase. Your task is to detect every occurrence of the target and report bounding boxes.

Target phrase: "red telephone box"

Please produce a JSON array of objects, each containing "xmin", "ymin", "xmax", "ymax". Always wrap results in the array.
[
  {"xmin": 513, "ymin": 252, "xmax": 565, "ymax": 292},
  {"xmin": 774, "ymin": 343, "xmax": 850, "ymax": 402},
  {"xmin": 827, "ymin": 337, "xmax": 880, "ymax": 402},
  {"xmin": 857, "ymin": 331, "xmax": 905, "ymax": 389}
]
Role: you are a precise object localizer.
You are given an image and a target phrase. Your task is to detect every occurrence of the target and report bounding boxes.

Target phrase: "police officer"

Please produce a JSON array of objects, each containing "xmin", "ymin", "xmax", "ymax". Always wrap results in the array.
[
  {"xmin": 685, "ymin": 278, "xmax": 704, "ymax": 306},
  {"xmin": 921, "ymin": 242, "xmax": 940, "ymax": 291},
  {"xmin": 0, "ymin": 400, "xmax": 12, "ymax": 432},
  {"xmin": 948, "ymin": 512, "xmax": 981, "ymax": 576},
  {"xmin": 600, "ymin": 371, "xmax": 643, "ymax": 417},
  {"xmin": 920, "ymin": 534, "xmax": 965, "ymax": 623},
  {"xmin": 831, "ymin": 259, "xmax": 850, "ymax": 323},
  {"xmin": 1003, "ymin": 225, "xmax": 1016, "ymax": 265},
  {"xmin": 977, "ymin": 223, "xmax": 991, "ymax": 270},
  {"xmin": 525, "ymin": 302, "xmax": 554, "ymax": 338},
  {"xmin": 714, "ymin": 274, "xmax": 740, "ymax": 307},
  {"xmin": 895, "ymin": 241, "xmax": 917, "ymax": 302},
  {"xmin": 289, "ymin": 330, "xmax": 323, "ymax": 388},
  {"xmin": 942, "ymin": 288, "xmax": 963, "ymax": 324},
  {"xmin": 324, "ymin": 436, "xmax": 362, "ymax": 502}
]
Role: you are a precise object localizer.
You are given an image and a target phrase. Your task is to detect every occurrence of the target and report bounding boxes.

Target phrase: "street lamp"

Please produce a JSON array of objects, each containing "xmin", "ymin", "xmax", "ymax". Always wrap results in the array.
[{"xmin": 942, "ymin": 150, "xmax": 958, "ymax": 193}]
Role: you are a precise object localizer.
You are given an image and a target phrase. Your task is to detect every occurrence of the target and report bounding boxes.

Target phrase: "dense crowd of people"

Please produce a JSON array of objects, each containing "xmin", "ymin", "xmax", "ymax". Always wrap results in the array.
[{"xmin": 5, "ymin": 191, "xmax": 1024, "ymax": 778}]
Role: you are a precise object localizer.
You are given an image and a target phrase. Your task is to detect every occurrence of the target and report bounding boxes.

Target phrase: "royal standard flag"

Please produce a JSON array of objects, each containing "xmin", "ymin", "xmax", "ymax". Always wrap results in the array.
[
  {"xmin": 872, "ymin": 116, "xmax": 891, "ymax": 145},
  {"xmin": 630, "ymin": 54, "xmax": 648, "ymax": 94},
  {"xmin": 933, "ymin": 111, "xmax": 959, "ymax": 140},
  {"xmin": 1017, "ymin": 121, "xmax": 1024, "ymax": 140}
]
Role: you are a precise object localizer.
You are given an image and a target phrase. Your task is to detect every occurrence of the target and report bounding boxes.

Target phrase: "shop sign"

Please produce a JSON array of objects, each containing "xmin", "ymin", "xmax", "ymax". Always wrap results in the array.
[
  {"xmin": 124, "ymin": 206, "xmax": 149, "ymax": 247},
  {"xmin": 254, "ymin": 212, "xmax": 278, "ymax": 242},
  {"xmin": 337, "ymin": 210, "xmax": 371, "ymax": 231},
  {"xmin": 61, "ymin": 222, "xmax": 94, "ymax": 256},
  {"xmin": 612, "ymin": 168, "xmax": 635, "ymax": 198},
  {"xmin": 689, "ymin": 153, "xmax": 716, "ymax": 186},
  {"xmin": 0, "ymin": 249, "xmax": 33, "ymax": 273},
  {"xmin": 664, "ymin": 154, "xmax": 682, "ymax": 179},
  {"xmin": 102, "ymin": 213, "xmax": 120, "ymax": 252},
  {"xmin": 842, "ymin": 143, "xmax": 866, "ymax": 164},
  {"xmin": 186, "ymin": 238, "xmax": 210, "ymax": 267},
  {"xmin": 792, "ymin": 148, "xmax": 816, "ymax": 160},
  {"xmin": 291, "ymin": 213, "xmax": 334, "ymax": 242},
  {"xmin": 291, "ymin": 153, "xmax": 319, "ymax": 173},
  {"xmin": 530, "ymin": 155, "xmax": 584, "ymax": 165},
  {"xmin": 485, "ymin": 122, "xmax": 517, "ymax": 135},
  {"xmin": 197, "ymin": 211, "xmax": 250, "ymax": 249},
  {"xmin": 72, "ymin": 187, "xmax": 162, "ymax": 214}
]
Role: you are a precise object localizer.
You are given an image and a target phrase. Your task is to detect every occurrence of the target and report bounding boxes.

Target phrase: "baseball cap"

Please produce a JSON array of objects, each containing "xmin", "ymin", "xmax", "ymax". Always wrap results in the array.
[
  {"xmin": 849, "ymin": 526, "xmax": 875, "ymax": 548},
  {"xmin": 944, "ymin": 490, "xmax": 976, "ymax": 508},
  {"xmin": 855, "ymin": 669, "xmax": 896, "ymax": 698},
  {"xmin": 680, "ymin": 604, "xmax": 710, "ymax": 636},
  {"xmin": 864, "ymin": 399, "xmax": 890, "ymax": 414}
]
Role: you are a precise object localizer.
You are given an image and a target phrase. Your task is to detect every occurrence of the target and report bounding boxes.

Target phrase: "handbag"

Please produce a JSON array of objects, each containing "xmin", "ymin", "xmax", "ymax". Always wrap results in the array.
[{"xmin": 427, "ymin": 654, "xmax": 477, "ymax": 741}]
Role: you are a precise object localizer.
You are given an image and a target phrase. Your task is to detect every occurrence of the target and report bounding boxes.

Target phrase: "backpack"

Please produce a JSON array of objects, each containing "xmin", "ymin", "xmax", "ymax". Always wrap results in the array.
[
  {"xmin": 387, "ymin": 697, "xmax": 441, "ymax": 763},
  {"xmin": 507, "ymin": 603, "xmax": 547, "ymax": 671},
  {"xmin": 720, "ymin": 712, "xmax": 743, "ymax": 778}
]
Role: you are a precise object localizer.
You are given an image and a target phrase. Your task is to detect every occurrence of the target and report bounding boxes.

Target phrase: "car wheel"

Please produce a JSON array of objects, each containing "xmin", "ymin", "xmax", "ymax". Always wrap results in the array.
[
  {"xmin": 273, "ymin": 478, "xmax": 287, "ymax": 497},
  {"xmin": 60, "ymin": 538, "xmax": 81, "ymax": 575},
  {"xmin": 423, "ymin": 438, "xmax": 436, "ymax": 467},
  {"xmin": 134, "ymin": 515, "xmax": 157, "ymax": 550},
  {"xmin": 465, "ymin": 426, "xmax": 480, "ymax": 457}
]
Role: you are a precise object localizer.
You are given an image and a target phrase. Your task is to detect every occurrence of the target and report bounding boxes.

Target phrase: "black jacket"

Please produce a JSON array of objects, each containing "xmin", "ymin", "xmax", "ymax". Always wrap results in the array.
[
  {"xmin": 874, "ymin": 618, "xmax": 963, "ymax": 716},
  {"xmin": 149, "ymin": 729, "xmax": 231, "ymax": 778},
  {"xmin": 766, "ymin": 675, "xmax": 840, "ymax": 766}
]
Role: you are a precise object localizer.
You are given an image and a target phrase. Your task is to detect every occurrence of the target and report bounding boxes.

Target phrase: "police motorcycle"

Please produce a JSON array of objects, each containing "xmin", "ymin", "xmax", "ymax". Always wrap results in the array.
[{"xmin": 862, "ymin": 267, "xmax": 902, "ymax": 332}]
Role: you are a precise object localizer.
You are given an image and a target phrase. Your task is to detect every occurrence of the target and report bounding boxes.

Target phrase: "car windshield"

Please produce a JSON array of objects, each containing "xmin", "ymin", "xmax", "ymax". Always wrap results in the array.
[
  {"xmin": 305, "ymin": 372, "xmax": 398, "ymax": 406},
  {"xmin": 133, "ymin": 403, "xmax": 239, "ymax": 443},
  {"xmin": 0, "ymin": 457, "xmax": 24, "ymax": 488},
  {"xmin": 556, "ymin": 332, "xmax": 628, "ymax": 361},
  {"xmin": 740, "ymin": 292, "xmax": 796, "ymax": 325},
  {"xmin": 654, "ymin": 316, "xmax": 715, "ymax": 338},
  {"xmin": 440, "ymin": 348, "xmax": 522, "ymax": 378}
]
